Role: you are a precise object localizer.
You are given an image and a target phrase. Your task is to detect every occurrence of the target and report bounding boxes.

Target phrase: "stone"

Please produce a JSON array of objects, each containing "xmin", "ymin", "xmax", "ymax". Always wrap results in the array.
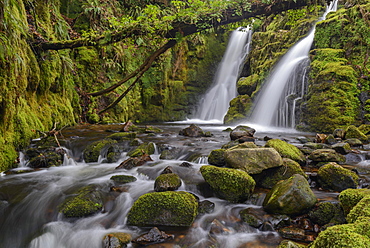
[
  {"xmin": 331, "ymin": 142, "xmax": 351, "ymax": 154},
  {"xmin": 346, "ymin": 195, "xmax": 370, "ymax": 223},
  {"xmin": 115, "ymin": 154, "xmax": 153, "ymax": 169},
  {"xmin": 240, "ymin": 207, "xmax": 264, "ymax": 228},
  {"xmin": 317, "ymin": 162, "xmax": 358, "ymax": 191},
  {"xmin": 308, "ymin": 149, "xmax": 346, "ymax": 163},
  {"xmin": 131, "ymin": 227, "xmax": 173, "ymax": 246},
  {"xmin": 83, "ymin": 139, "xmax": 120, "ymax": 163},
  {"xmin": 154, "ymin": 173, "xmax": 182, "ymax": 192},
  {"xmin": 198, "ymin": 200, "xmax": 215, "ymax": 214},
  {"xmin": 224, "ymin": 148, "xmax": 283, "ymax": 174},
  {"xmin": 110, "ymin": 175, "xmax": 137, "ymax": 184},
  {"xmin": 265, "ymin": 139, "xmax": 306, "ymax": 165},
  {"xmin": 208, "ymin": 149, "xmax": 226, "ymax": 166},
  {"xmin": 339, "ymin": 188, "xmax": 370, "ymax": 215},
  {"xmin": 344, "ymin": 138, "xmax": 363, "ymax": 147},
  {"xmin": 333, "ymin": 128, "xmax": 346, "ymax": 139},
  {"xmin": 308, "ymin": 201, "xmax": 346, "ymax": 226},
  {"xmin": 200, "ymin": 165, "xmax": 255, "ymax": 202},
  {"xmin": 106, "ymin": 132, "xmax": 136, "ymax": 141},
  {"xmin": 229, "ymin": 125, "xmax": 256, "ymax": 141},
  {"xmin": 127, "ymin": 142, "xmax": 155, "ymax": 157},
  {"xmin": 179, "ymin": 124, "xmax": 205, "ymax": 137},
  {"xmin": 345, "ymin": 125, "xmax": 368, "ymax": 142},
  {"xmin": 263, "ymin": 174, "xmax": 317, "ymax": 215},
  {"xmin": 28, "ymin": 149, "xmax": 65, "ymax": 168},
  {"xmin": 278, "ymin": 240, "xmax": 306, "ymax": 248},
  {"xmin": 103, "ymin": 232, "xmax": 131, "ymax": 248}
]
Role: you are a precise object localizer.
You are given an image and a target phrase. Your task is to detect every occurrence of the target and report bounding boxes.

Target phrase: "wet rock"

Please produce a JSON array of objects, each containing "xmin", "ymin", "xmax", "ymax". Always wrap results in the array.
[
  {"xmin": 161, "ymin": 166, "xmax": 174, "ymax": 174},
  {"xmin": 106, "ymin": 132, "xmax": 136, "ymax": 141},
  {"xmin": 308, "ymin": 149, "xmax": 346, "ymax": 163},
  {"xmin": 110, "ymin": 175, "xmax": 137, "ymax": 184},
  {"xmin": 159, "ymin": 149, "xmax": 178, "ymax": 160},
  {"xmin": 316, "ymin": 133, "xmax": 327, "ymax": 143},
  {"xmin": 144, "ymin": 125, "xmax": 163, "ymax": 133},
  {"xmin": 346, "ymin": 195, "xmax": 370, "ymax": 223},
  {"xmin": 221, "ymin": 140, "xmax": 240, "ymax": 149},
  {"xmin": 27, "ymin": 148, "xmax": 65, "ymax": 168},
  {"xmin": 103, "ymin": 232, "xmax": 131, "ymax": 248},
  {"xmin": 253, "ymin": 158, "xmax": 308, "ymax": 189},
  {"xmin": 200, "ymin": 165, "xmax": 255, "ymax": 202},
  {"xmin": 120, "ymin": 120, "xmax": 134, "ymax": 132},
  {"xmin": 278, "ymin": 227, "xmax": 307, "ymax": 242},
  {"xmin": 230, "ymin": 125, "xmax": 256, "ymax": 141},
  {"xmin": 240, "ymin": 207, "xmax": 264, "ymax": 228},
  {"xmin": 325, "ymin": 134, "xmax": 336, "ymax": 145},
  {"xmin": 198, "ymin": 200, "xmax": 215, "ymax": 214},
  {"xmin": 83, "ymin": 139, "xmax": 120, "ymax": 163},
  {"xmin": 296, "ymin": 136, "xmax": 311, "ymax": 144},
  {"xmin": 127, "ymin": 142, "xmax": 155, "ymax": 157},
  {"xmin": 208, "ymin": 149, "xmax": 226, "ymax": 166},
  {"xmin": 303, "ymin": 142, "xmax": 330, "ymax": 149},
  {"xmin": 154, "ymin": 173, "xmax": 182, "ymax": 192},
  {"xmin": 263, "ymin": 174, "xmax": 317, "ymax": 216},
  {"xmin": 344, "ymin": 138, "xmax": 363, "ymax": 147},
  {"xmin": 58, "ymin": 185, "xmax": 103, "ymax": 218},
  {"xmin": 331, "ymin": 142, "xmax": 351, "ymax": 154},
  {"xmin": 317, "ymin": 162, "xmax": 359, "ymax": 191},
  {"xmin": 132, "ymin": 227, "xmax": 174, "ymax": 246},
  {"xmin": 115, "ymin": 154, "xmax": 153, "ymax": 169},
  {"xmin": 339, "ymin": 188, "xmax": 370, "ymax": 215},
  {"xmin": 308, "ymin": 201, "xmax": 346, "ymax": 226},
  {"xmin": 333, "ymin": 128, "xmax": 346, "ymax": 139},
  {"xmin": 179, "ymin": 124, "xmax": 205, "ymax": 137},
  {"xmin": 227, "ymin": 142, "xmax": 258, "ymax": 150},
  {"xmin": 224, "ymin": 148, "xmax": 283, "ymax": 174},
  {"xmin": 179, "ymin": 161, "xmax": 192, "ymax": 167},
  {"xmin": 345, "ymin": 125, "xmax": 368, "ymax": 142},
  {"xmin": 126, "ymin": 191, "xmax": 198, "ymax": 227},
  {"xmin": 278, "ymin": 240, "xmax": 306, "ymax": 248},
  {"xmin": 209, "ymin": 219, "xmax": 232, "ymax": 235}
]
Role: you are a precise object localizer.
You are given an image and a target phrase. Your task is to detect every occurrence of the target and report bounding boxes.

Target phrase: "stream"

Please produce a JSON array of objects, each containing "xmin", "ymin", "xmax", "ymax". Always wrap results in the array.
[{"xmin": 1, "ymin": 122, "xmax": 369, "ymax": 248}]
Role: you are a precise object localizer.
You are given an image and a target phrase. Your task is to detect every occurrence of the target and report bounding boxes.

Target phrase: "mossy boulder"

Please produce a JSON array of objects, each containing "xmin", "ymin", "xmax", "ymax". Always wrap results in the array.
[
  {"xmin": 278, "ymin": 240, "xmax": 306, "ymax": 248},
  {"xmin": 344, "ymin": 138, "xmax": 363, "ymax": 147},
  {"xmin": 102, "ymin": 232, "xmax": 132, "ymax": 248},
  {"xmin": 331, "ymin": 142, "xmax": 352, "ymax": 155},
  {"xmin": 265, "ymin": 139, "xmax": 306, "ymax": 165},
  {"xmin": 110, "ymin": 175, "xmax": 137, "ymax": 184},
  {"xmin": 106, "ymin": 132, "xmax": 137, "ymax": 141},
  {"xmin": 224, "ymin": 148, "xmax": 283, "ymax": 174},
  {"xmin": 154, "ymin": 173, "xmax": 182, "ymax": 192},
  {"xmin": 263, "ymin": 174, "xmax": 317, "ymax": 216},
  {"xmin": 224, "ymin": 95, "xmax": 253, "ymax": 124},
  {"xmin": 200, "ymin": 165, "xmax": 255, "ymax": 202},
  {"xmin": 127, "ymin": 142, "xmax": 155, "ymax": 157},
  {"xmin": 317, "ymin": 162, "xmax": 359, "ymax": 191},
  {"xmin": 126, "ymin": 191, "xmax": 198, "ymax": 227},
  {"xmin": 308, "ymin": 149, "xmax": 346, "ymax": 163},
  {"xmin": 227, "ymin": 142, "xmax": 258, "ymax": 150},
  {"xmin": 339, "ymin": 188, "xmax": 370, "ymax": 216},
  {"xmin": 83, "ymin": 139, "xmax": 120, "ymax": 163},
  {"xmin": 237, "ymin": 74, "xmax": 259, "ymax": 96},
  {"xmin": 253, "ymin": 158, "xmax": 307, "ymax": 189},
  {"xmin": 229, "ymin": 125, "xmax": 256, "ymax": 141},
  {"xmin": 178, "ymin": 124, "xmax": 205, "ymax": 137},
  {"xmin": 27, "ymin": 149, "xmax": 65, "ymax": 168},
  {"xmin": 58, "ymin": 185, "xmax": 103, "ymax": 218},
  {"xmin": 345, "ymin": 125, "xmax": 368, "ymax": 142},
  {"xmin": 208, "ymin": 149, "xmax": 226, "ymax": 166},
  {"xmin": 308, "ymin": 201, "xmax": 346, "ymax": 226},
  {"xmin": 346, "ymin": 195, "xmax": 370, "ymax": 223}
]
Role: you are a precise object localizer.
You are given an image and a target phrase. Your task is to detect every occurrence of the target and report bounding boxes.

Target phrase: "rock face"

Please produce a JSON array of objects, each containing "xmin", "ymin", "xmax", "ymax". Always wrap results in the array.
[
  {"xmin": 265, "ymin": 139, "xmax": 306, "ymax": 165},
  {"xmin": 224, "ymin": 148, "xmax": 283, "ymax": 174},
  {"xmin": 263, "ymin": 174, "xmax": 317, "ymax": 215},
  {"xmin": 317, "ymin": 162, "xmax": 359, "ymax": 191},
  {"xmin": 308, "ymin": 149, "xmax": 346, "ymax": 163},
  {"xmin": 102, "ymin": 232, "xmax": 131, "ymax": 248},
  {"xmin": 200, "ymin": 165, "xmax": 255, "ymax": 202},
  {"xmin": 179, "ymin": 124, "xmax": 205, "ymax": 137},
  {"xmin": 229, "ymin": 125, "xmax": 256, "ymax": 141},
  {"xmin": 126, "ymin": 191, "xmax": 198, "ymax": 227},
  {"xmin": 154, "ymin": 173, "xmax": 182, "ymax": 192}
]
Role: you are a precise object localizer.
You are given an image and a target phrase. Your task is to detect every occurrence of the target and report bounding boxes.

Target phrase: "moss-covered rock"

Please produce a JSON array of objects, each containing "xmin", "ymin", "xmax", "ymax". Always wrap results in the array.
[
  {"xmin": 308, "ymin": 201, "xmax": 346, "ymax": 226},
  {"xmin": 278, "ymin": 240, "xmax": 306, "ymax": 248},
  {"xmin": 263, "ymin": 174, "xmax": 317, "ymax": 215},
  {"xmin": 253, "ymin": 158, "xmax": 307, "ymax": 189},
  {"xmin": 154, "ymin": 173, "xmax": 182, "ymax": 192},
  {"xmin": 208, "ymin": 149, "xmax": 226, "ymax": 166},
  {"xmin": 127, "ymin": 142, "xmax": 155, "ymax": 157},
  {"xmin": 58, "ymin": 185, "xmax": 103, "ymax": 218},
  {"xmin": 229, "ymin": 125, "xmax": 256, "ymax": 141},
  {"xmin": 110, "ymin": 175, "xmax": 137, "ymax": 184},
  {"xmin": 200, "ymin": 165, "xmax": 255, "ymax": 202},
  {"xmin": 317, "ymin": 162, "xmax": 359, "ymax": 191},
  {"xmin": 346, "ymin": 195, "xmax": 370, "ymax": 223},
  {"xmin": 331, "ymin": 142, "xmax": 352, "ymax": 155},
  {"xmin": 224, "ymin": 95, "xmax": 253, "ymax": 124},
  {"xmin": 102, "ymin": 232, "xmax": 132, "ymax": 248},
  {"xmin": 126, "ymin": 191, "xmax": 198, "ymax": 227},
  {"xmin": 339, "ymin": 188, "xmax": 370, "ymax": 216},
  {"xmin": 224, "ymin": 148, "xmax": 283, "ymax": 174},
  {"xmin": 265, "ymin": 139, "xmax": 306, "ymax": 165},
  {"xmin": 308, "ymin": 149, "xmax": 346, "ymax": 163},
  {"xmin": 106, "ymin": 132, "xmax": 137, "ymax": 141},
  {"xmin": 345, "ymin": 125, "xmax": 368, "ymax": 143},
  {"xmin": 83, "ymin": 139, "xmax": 120, "ymax": 163},
  {"xmin": 237, "ymin": 74, "xmax": 259, "ymax": 96}
]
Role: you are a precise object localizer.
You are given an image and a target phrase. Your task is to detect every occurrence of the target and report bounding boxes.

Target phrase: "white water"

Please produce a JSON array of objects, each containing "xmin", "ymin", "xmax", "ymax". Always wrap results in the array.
[
  {"xmin": 249, "ymin": 0, "xmax": 338, "ymax": 128},
  {"xmin": 195, "ymin": 26, "xmax": 253, "ymax": 122}
]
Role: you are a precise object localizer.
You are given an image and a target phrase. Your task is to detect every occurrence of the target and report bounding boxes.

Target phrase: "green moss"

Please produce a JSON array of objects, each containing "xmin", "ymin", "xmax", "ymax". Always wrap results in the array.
[
  {"xmin": 107, "ymin": 132, "xmax": 137, "ymax": 141},
  {"xmin": 127, "ymin": 142, "xmax": 155, "ymax": 157},
  {"xmin": 83, "ymin": 139, "xmax": 118, "ymax": 163},
  {"xmin": 308, "ymin": 201, "xmax": 345, "ymax": 226},
  {"xmin": 154, "ymin": 173, "xmax": 182, "ymax": 192},
  {"xmin": 346, "ymin": 195, "xmax": 370, "ymax": 223},
  {"xmin": 110, "ymin": 175, "xmax": 137, "ymax": 184},
  {"xmin": 317, "ymin": 162, "xmax": 359, "ymax": 191},
  {"xmin": 265, "ymin": 139, "xmax": 306, "ymax": 165},
  {"xmin": 126, "ymin": 191, "xmax": 198, "ymax": 227},
  {"xmin": 345, "ymin": 125, "xmax": 368, "ymax": 142},
  {"xmin": 224, "ymin": 95, "xmax": 253, "ymax": 124},
  {"xmin": 208, "ymin": 149, "xmax": 226, "ymax": 166},
  {"xmin": 102, "ymin": 233, "xmax": 132, "ymax": 248},
  {"xmin": 200, "ymin": 165, "xmax": 255, "ymax": 202},
  {"xmin": 278, "ymin": 240, "xmax": 307, "ymax": 248},
  {"xmin": 338, "ymin": 188, "xmax": 370, "ymax": 215}
]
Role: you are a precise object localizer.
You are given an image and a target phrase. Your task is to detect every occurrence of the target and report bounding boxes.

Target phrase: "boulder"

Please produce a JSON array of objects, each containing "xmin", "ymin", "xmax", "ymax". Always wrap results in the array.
[
  {"xmin": 126, "ymin": 191, "xmax": 198, "ymax": 227},
  {"xmin": 308, "ymin": 201, "xmax": 346, "ymax": 226},
  {"xmin": 333, "ymin": 128, "xmax": 346, "ymax": 139},
  {"xmin": 308, "ymin": 149, "xmax": 346, "ymax": 163},
  {"xmin": 346, "ymin": 195, "xmax": 370, "ymax": 223},
  {"xmin": 265, "ymin": 139, "xmax": 306, "ymax": 165},
  {"xmin": 198, "ymin": 200, "xmax": 215, "ymax": 214},
  {"xmin": 253, "ymin": 158, "xmax": 307, "ymax": 189},
  {"xmin": 303, "ymin": 142, "xmax": 330, "ymax": 149},
  {"xmin": 27, "ymin": 148, "xmax": 65, "ymax": 168},
  {"xmin": 110, "ymin": 175, "xmax": 137, "ymax": 184},
  {"xmin": 263, "ymin": 174, "xmax": 317, "ymax": 215},
  {"xmin": 208, "ymin": 149, "xmax": 226, "ymax": 166},
  {"xmin": 331, "ymin": 142, "xmax": 351, "ymax": 154},
  {"xmin": 154, "ymin": 173, "xmax": 182, "ymax": 192},
  {"xmin": 200, "ymin": 165, "xmax": 255, "ymax": 202},
  {"xmin": 344, "ymin": 138, "xmax": 363, "ymax": 147},
  {"xmin": 227, "ymin": 142, "xmax": 258, "ymax": 150},
  {"xmin": 237, "ymin": 74, "xmax": 258, "ymax": 96},
  {"xmin": 132, "ymin": 227, "xmax": 173, "ymax": 246},
  {"xmin": 317, "ymin": 162, "xmax": 358, "ymax": 191},
  {"xmin": 224, "ymin": 148, "xmax": 283, "ymax": 174},
  {"xmin": 345, "ymin": 125, "xmax": 368, "ymax": 142},
  {"xmin": 115, "ymin": 154, "xmax": 153, "ymax": 169},
  {"xmin": 278, "ymin": 240, "xmax": 306, "ymax": 248},
  {"xmin": 102, "ymin": 232, "xmax": 131, "ymax": 248},
  {"xmin": 339, "ymin": 188, "xmax": 370, "ymax": 215},
  {"xmin": 127, "ymin": 142, "xmax": 155, "ymax": 157},
  {"xmin": 83, "ymin": 139, "xmax": 120, "ymax": 163},
  {"xmin": 58, "ymin": 185, "xmax": 103, "ymax": 218},
  {"xmin": 179, "ymin": 124, "xmax": 205, "ymax": 137},
  {"xmin": 229, "ymin": 125, "xmax": 255, "ymax": 141}
]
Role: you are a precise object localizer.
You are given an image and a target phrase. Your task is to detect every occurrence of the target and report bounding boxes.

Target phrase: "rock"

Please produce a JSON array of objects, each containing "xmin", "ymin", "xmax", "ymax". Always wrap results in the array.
[
  {"xmin": 58, "ymin": 185, "xmax": 103, "ymax": 218},
  {"xmin": 325, "ymin": 134, "xmax": 336, "ymax": 145},
  {"xmin": 120, "ymin": 120, "xmax": 134, "ymax": 132},
  {"xmin": 200, "ymin": 165, "xmax": 255, "ymax": 202},
  {"xmin": 161, "ymin": 166, "xmax": 174, "ymax": 174},
  {"xmin": 110, "ymin": 175, "xmax": 137, "ymax": 184},
  {"xmin": 102, "ymin": 232, "xmax": 131, "ymax": 248},
  {"xmin": 126, "ymin": 191, "xmax": 198, "ymax": 227},
  {"xmin": 338, "ymin": 188, "xmax": 370, "ymax": 215},
  {"xmin": 303, "ymin": 142, "xmax": 330, "ymax": 149},
  {"xmin": 265, "ymin": 139, "xmax": 306, "ymax": 165},
  {"xmin": 127, "ymin": 142, "xmax": 155, "ymax": 157},
  {"xmin": 132, "ymin": 227, "xmax": 173, "ymax": 246},
  {"xmin": 229, "ymin": 125, "xmax": 255, "ymax": 141},
  {"xmin": 115, "ymin": 154, "xmax": 152, "ymax": 169},
  {"xmin": 154, "ymin": 173, "xmax": 182, "ymax": 192},
  {"xmin": 179, "ymin": 161, "xmax": 192, "ymax": 167},
  {"xmin": 333, "ymin": 128, "xmax": 346, "ymax": 139},
  {"xmin": 159, "ymin": 149, "xmax": 178, "ymax": 160},
  {"xmin": 263, "ymin": 174, "xmax": 317, "ymax": 216},
  {"xmin": 224, "ymin": 148, "xmax": 283, "ymax": 174},
  {"xmin": 209, "ymin": 219, "xmax": 232, "ymax": 235},
  {"xmin": 346, "ymin": 195, "xmax": 370, "ymax": 223},
  {"xmin": 278, "ymin": 227, "xmax": 308, "ymax": 242},
  {"xmin": 198, "ymin": 200, "xmax": 215, "ymax": 214},
  {"xmin": 208, "ymin": 149, "xmax": 226, "ymax": 166},
  {"xmin": 237, "ymin": 74, "xmax": 258, "ymax": 96},
  {"xmin": 344, "ymin": 138, "xmax": 363, "ymax": 147},
  {"xmin": 308, "ymin": 201, "xmax": 346, "ymax": 226},
  {"xmin": 345, "ymin": 125, "xmax": 368, "ymax": 142},
  {"xmin": 27, "ymin": 148, "xmax": 65, "ymax": 168},
  {"xmin": 308, "ymin": 149, "xmax": 346, "ymax": 163},
  {"xmin": 331, "ymin": 142, "xmax": 351, "ymax": 154},
  {"xmin": 296, "ymin": 136, "xmax": 311, "ymax": 144},
  {"xmin": 83, "ymin": 139, "xmax": 120, "ymax": 163},
  {"xmin": 240, "ymin": 207, "xmax": 264, "ymax": 228},
  {"xmin": 227, "ymin": 142, "xmax": 258, "ymax": 150},
  {"xmin": 221, "ymin": 140, "xmax": 240, "ymax": 149},
  {"xmin": 106, "ymin": 132, "xmax": 136, "ymax": 141},
  {"xmin": 316, "ymin": 133, "xmax": 327, "ymax": 143},
  {"xmin": 253, "ymin": 158, "xmax": 308, "ymax": 189},
  {"xmin": 278, "ymin": 240, "xmax": 306, "ymax": 248},
  {"xmin": 179, "ymin": 124, "xmax": 205, "ymax": 137},
  {"xmin": 317, "ymin": 162, "xmax": 359, "ymax": 191}
]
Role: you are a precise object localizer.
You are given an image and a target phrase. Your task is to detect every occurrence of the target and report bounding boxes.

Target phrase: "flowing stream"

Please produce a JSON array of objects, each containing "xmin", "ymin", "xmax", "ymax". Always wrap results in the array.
[
  {"xmin": 249, "ymin": 0, "xmax": 338, "ymax": 128},
  {"xmin": 195, "ymin": 27, "xmax": 253, "ymax": 122}
]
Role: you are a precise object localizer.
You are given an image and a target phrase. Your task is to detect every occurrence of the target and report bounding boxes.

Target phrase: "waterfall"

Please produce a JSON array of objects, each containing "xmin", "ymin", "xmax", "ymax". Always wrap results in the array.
[
  {"xmin": 249, "ymin": 0, "xmax": 338, "ymax": 128},
  {"xmin": 195, "ymin": 26, "xmax": 253, "ymax": 122}
]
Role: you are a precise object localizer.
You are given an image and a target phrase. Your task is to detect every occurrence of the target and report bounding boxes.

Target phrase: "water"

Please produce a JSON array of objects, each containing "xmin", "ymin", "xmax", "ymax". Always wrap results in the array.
[
  {"xmin": 195, "ymin": 26, "xmax": 253, "ymax": 122},
  {"xmin": 249, "ymin": 0, "xmax": 338, "ymax": 128}
]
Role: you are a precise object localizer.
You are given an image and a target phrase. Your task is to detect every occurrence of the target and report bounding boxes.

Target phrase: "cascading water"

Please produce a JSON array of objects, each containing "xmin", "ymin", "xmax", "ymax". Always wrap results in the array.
[
  {"xmin": 249, "ymin": 0, "xmax": 338, "ymax": 128},
  {"xmin": 195, "ymin": 26, "xmax": 253, "ymax": 122}
]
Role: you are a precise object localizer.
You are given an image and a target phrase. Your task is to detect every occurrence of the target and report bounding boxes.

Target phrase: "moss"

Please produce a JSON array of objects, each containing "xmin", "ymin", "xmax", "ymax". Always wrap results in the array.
[
  {"xmin": 345, "ymin": 125, "xmax": 368, "ymax": 142},
  {"xmin": 154, "ymin": 173, "xmax": 182, "ymax": 192},
  {"xmin": 110, "ymin": 175, "xmax": 137, "ymax": 184},
  {"xmin": 200, "ymin": 165, "xmax": 255, "ymax": 202},
  {"xmin": 346, "ymin": 195, "xmax": 370, "ymax": 223},
  {"xmin": 126, "ymin": 191, "xmax": 198, "ymax": 227},
  {"xmin": 224, "ymin": 95, "xmax": 253, "ymax": 124},
  {"xmin": 127, "ymin": 142, "xmax": 155, "ymax": 157},
  {"xmin": 338, "ymin": 188, "xmax": 370, "ymax": 215},
  {"xmin": 83, "ymin": 139, "xmax": 118, "ymax": 163},
  {"xmin": 237, "ymin": 74, "xmax": 259, "ymax": 96},
  {"xmin": 278, "ymin": 240, "xmax": 307, "ymax": 248},
  {"xmin": 265, "ymin": 139, "xmax": 306, "ymax": 165},
  {"xmin": 308, "ymin": 201, "xmax": 345, "ymax": 226},
  {"xmin": 317, "ymin": 162, "xmax": 359, "ymax": 191},
  {"xmin": 106, "ymin": 132, "xmax": 137, "ymax": 141},
  {"xmin": 208, "ymin": 149, "xmax": 226, "ymax": 166}
]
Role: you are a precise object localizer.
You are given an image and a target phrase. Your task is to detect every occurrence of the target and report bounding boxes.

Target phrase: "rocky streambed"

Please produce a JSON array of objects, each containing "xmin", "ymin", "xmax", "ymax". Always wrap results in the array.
[{"xmin": 1, "ymin": 122, "xmax": 370, "ymax": 248}]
